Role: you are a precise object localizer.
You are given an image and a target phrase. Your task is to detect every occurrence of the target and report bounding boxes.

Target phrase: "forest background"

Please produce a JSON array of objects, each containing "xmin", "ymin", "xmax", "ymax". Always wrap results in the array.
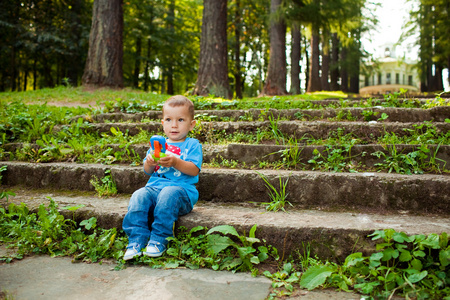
[{"xmin": 0, "ymin": 0, "xmax": 448, "ymax": 99}]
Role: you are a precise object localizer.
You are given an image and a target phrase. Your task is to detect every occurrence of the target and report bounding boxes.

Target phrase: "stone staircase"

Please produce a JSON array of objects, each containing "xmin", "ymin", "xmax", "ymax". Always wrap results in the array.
[{"xmin": 1, "ymin": 97, "xmax": 449, "ymax": 263}]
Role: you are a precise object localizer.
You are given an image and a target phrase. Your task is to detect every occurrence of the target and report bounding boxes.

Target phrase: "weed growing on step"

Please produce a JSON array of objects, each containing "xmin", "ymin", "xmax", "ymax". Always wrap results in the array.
[
  {"xmin": 0, "ymin": 201, "xmax": 273, "ymax": 273},
  {"xmin": 256, "ymin": 171, "xmax": 292, "ymax": 212},
  {"xmin": 266, "ymin": 230, "xmax": 450, "ymax": 299},
  {"xmin": 89, "ymin": 169, "xmax": 118, "ymax": 197},
  {"xmin": 0, "ymin": 166, "xmax": 15, "ymax": 202},
  {"xmin": 372, "ymin": 144, "xmax": 448, "ymax": 175},
  {"xmin": 273, "ymin": 137, "xmax": 305, "ymax": 169},
  {"xmin": 268, "ymin": 114, "xmax": 286, "ymax": 145},
  {"xmin": 0, "ymin": 200, "xmax": 126, "ymax": 263}
]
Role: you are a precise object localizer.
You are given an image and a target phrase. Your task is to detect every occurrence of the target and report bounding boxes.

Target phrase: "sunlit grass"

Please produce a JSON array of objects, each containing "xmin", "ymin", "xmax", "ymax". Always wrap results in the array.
[{"xmin": 0, "ymin": 86, "xmax": 168, "ymax": 105}]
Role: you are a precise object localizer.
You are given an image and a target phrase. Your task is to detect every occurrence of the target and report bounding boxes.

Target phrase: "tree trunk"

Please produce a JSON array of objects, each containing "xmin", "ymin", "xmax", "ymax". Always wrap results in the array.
[
  {"xmin": 321, "ymin": 30, "xmax": 330, "ymax": 91},
  {"xmin": 262, "ymin": 0, "xmax": 287, "ymax": 95},
  {"xmin": 340, "ymin": 47, "xmax": 348, "ymax": 92},
  {"xmin": 133, "ymin": 37, "xmax": 142, "ymax": 89},
  {"xmin": 82, "ymin": 0, "xmax": 123, "ymax": 88},
  {"xmin": 143, "ymin": 38, "xmax": 151, "ymax": 92},
  {"xmin": 33, "ymin": 56, "xmax": 37, "ymax": 90},
  {"xmin": 306, "ymin": 26, "xmax": 321, "ymax": 92},
  {"xmin": 67, "ymin": 0, "xmax": 83, "ymax": 86},
  {"xmin": 234, "ymin": 0, "xmax": 242, "ymax": 99},
  {"xmin": 290, "ymin": 23, "xmax": 301, "ymax": 94},
  {"xmin": 304, "ymin": 37, "xmax": 309, "ymax": 92},
  {"xmin": 193, "ymin": 0, "xmax": 230, "ymax": 98},
  {"xmin": 330, "ymin": 33, "xmax": 340, "ymax": 90},
  {"xmin": 166, "ymin": 0, "xmax": 175, "ymax": 95}
]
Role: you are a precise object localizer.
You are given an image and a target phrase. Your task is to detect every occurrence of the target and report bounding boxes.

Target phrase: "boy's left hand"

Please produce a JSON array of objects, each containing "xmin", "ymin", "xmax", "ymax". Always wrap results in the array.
[{"xmin": 157, "ymin": 155, "xmax": 179, "ymax": 169}]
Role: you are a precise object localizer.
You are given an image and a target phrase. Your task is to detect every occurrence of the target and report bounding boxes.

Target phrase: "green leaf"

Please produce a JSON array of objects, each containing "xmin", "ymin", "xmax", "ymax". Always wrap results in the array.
[
  {"xmin": 206, "ymin": 225, "xmax": 239, "ymax": 237},
  {"xmin": 249, "ymin": 224, "xmax": 257, "ymax": 239},
  {"xmin": 369, "ymin": 252, "xmax": 384, "ymax": 267},
  {"xmin": 344, "ymin": 252, "xmax": 364, "ymax": 267},
  {"xmin": 413, "ymin": 250, "xmax": 426, "ymax": 258},
  {"xmin": 61, "ymin": 204, "xmax": 86, "ymax": 211},
  {"xmin": 250, "ymin": 256, "xmax": 260, "ymax": 264},
  {"xmin": 420, "ymin": 233, "xmax": 440, "ymax": 249},
  {"xmin": 79, "ymin": 217, "xmax": 97, "ymax": 230},
  {"xmin": 439, "ymin": 249, "xmax": 450, "ymax": 267},
  {"xmin": 393, "ymin": 231, "xmax": 411, "ymax": 243},
  {"xmin": 300, "ymin": 265, "xmax": 334, "ymax": 290},
  {"xmin": 411, "ymin": 258, "xmax": 423, "ymax": 271},
  {"xmin": 439, "ymin": 232, "xmax": 448, "ymax": 248},
  {"xmin": 164, "ymin": 261, "xmax": 180, "ymax": 269},
  {"xmin": 382, "ymin": 247, "xmax": 399, "ymax": 261},
  {"xmin": 206, "ymin": 234, "xmax": 236, "ymax": 254},
  {"xmin": 407, "ymin": 270, "xmax": 428, "ymax": 283},
  {"xmin": 399, "ymin": 250, "xmax": 412, "ymax": 262},
  {"xmin": 354, "ymin": 281, "xmax": 381, "ymax": 294}
]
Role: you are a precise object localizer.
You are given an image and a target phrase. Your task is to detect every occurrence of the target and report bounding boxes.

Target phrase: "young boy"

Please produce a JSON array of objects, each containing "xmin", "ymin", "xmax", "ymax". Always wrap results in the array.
[{"xmin": 122, "ymin": 95, "xmax": 202, "ymax": 260}]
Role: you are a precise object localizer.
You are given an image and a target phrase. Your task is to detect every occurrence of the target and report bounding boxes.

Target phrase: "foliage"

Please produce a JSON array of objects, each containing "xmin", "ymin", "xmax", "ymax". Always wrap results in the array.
[
  {"xmin": 266, "ymin": 229, "xmax": 450, "ymax": 299},
  {"xmin": 372, "ymin": 143, "xmax": 447, "ymax": 175},
  {"xmin": 256, "ymin": 171, "xmax": 292, "ymax": 212},
  {"xmin": 0, "ymin": 201, "xmax": 271, "ymax": 273},
  {"xmin": 89, "ymin": 169, "xmax": 118, "ymax": 197},
  {"xmin": 0, "ymin": 166, "xmax": 15, "ymax": 202},
  {"xmin": 0, "ymin": 200, "xmax": 126, "ymax": 263}
]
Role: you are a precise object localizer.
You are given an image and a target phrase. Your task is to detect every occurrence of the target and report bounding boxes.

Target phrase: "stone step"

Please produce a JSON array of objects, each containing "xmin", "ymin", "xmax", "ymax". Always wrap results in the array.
[
  {"xmin": 61, "ymin": 120, "xmax": 450, "ymax": 142},
  {"xmin": 4, "ymin": 143, "xmax": 449, "ymax": 170},
  {"xmin": 2, "ymin": 161, "xmax": 449, "ymax": 214},
  {"xmin": 217, "ymin": 143, "xmax": 450, "ymax": 169},
  {"xmin": 84, "ymin": 106, "xmax": 450, "ymax": 123},
  {"xmin": 2, "ymin": 188, "xmax": 449, "ymax": 262}
]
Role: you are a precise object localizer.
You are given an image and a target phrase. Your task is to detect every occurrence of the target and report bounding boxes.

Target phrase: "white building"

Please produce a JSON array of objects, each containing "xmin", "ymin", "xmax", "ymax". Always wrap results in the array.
[{"xmin": 359, "ymin": 44, "xmax": 420, "ymax": 96}]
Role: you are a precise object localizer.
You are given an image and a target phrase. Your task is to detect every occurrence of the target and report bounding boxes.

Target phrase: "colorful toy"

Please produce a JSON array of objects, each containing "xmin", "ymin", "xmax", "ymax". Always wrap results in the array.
[{"xmin": 150, "ymin": 135, "xmax": 167, "ymax": 161}]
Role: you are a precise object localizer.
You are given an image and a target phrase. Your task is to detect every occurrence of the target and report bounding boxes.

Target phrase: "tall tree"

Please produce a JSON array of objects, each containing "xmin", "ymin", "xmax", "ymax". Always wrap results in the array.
[
  {"xmin": 290, "ymin": 23, "xmax": 302, "ymax": 94},
  {"xmin": 321, "ymin": 30, "xmax": 331, "ymax": 91},
  {"xmin": 193, "ymin": 0, "xmax": 230, "ymax": 98},
  {"xmin": 306, "ymin": 26, "xmax": 321, "ymax": 92},
  {"xmin": 82, "ymin": 0, "xmax": 124, "ymax": 88},
  {"xmin": 330, "ymin": 33, "xmax": 340, "ymax": 90},
  {"xmin": 262, "ymin": 0, "xmax": 287, "ymax": 95},
  {"xmin": 405, "ymin": 0, "xmax": 449, "ymax": 92}
]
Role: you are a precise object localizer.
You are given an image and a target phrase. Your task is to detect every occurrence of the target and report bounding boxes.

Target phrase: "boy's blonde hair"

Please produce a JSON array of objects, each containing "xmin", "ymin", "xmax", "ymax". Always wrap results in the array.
[{"xmin": 163, "ymin": 95, "xmax": 195, "ymax": 119}]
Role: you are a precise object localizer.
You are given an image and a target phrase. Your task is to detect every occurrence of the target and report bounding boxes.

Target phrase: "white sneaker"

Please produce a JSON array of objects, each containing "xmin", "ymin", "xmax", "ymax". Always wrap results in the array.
[
  {"xmin": 143, "ymin": 242, "xmax": 166, "ymax": 257},
  {"xmin": 123, "ymin": 246, "xmax": 142, "ymax": 261}
]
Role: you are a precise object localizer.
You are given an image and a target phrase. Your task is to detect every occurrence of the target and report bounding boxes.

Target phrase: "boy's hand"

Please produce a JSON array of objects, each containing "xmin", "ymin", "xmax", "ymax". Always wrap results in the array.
[
  {"xmin": 145, "ymin": 153, "xmax": 158, "ymax": 167},
  {"xmin": 158, "ymin": 155, "xmax": 178, "ymax": 169}
]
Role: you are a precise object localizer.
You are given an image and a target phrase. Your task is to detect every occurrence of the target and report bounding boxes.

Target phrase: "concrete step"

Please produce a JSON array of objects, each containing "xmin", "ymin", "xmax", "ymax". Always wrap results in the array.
[
  {"xmin": 2, "ymin": 161, "xmax": 449, "ymax": 214},
  {"xmin": 217, "ymin": 143, "xmax": 450, "ymax": 169},
  {"xmin": 65, "ymin": 120, "xmax": 450, "ymax": 142},
  {"xmin": 4, "ymin": 143, "xmax": 449, "ymax": 170},
  {"xmin": 1, "ymin": 188, "xmax": 448, "ymax": 262},
  {"xmin": 84, "ymin": 106, "xmax": 450, "ymax": 123}
]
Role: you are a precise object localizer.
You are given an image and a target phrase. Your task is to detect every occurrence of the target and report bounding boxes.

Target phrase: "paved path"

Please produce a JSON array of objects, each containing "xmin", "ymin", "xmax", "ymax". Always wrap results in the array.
[{"xmin": 0, "ymin": 249, "xmax": 365, "ymax": 300}]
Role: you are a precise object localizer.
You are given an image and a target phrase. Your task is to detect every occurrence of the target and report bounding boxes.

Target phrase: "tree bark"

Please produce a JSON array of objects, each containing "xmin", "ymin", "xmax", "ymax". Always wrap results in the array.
[
  {"xmin": 166, "ymin": 0, "xmax": 175, "ymax": 95},
  {"xmin": 234, "ymin": 0, "xmax": 242, "ymax": 99},
  {"xmin": 133, "ymin": 37, "xmax": 142, "ymax": 89},
  {"xmin": 330, "ymin": 33, "xmax": 340, "ymax": 90},
  {"xmin": 262, "ymin": 0, "xmax": 287, "ymax": 95},
  {"xmin": 193, "ymin": 0, "xmax": 230, "ymax": 98},
  {"xmin": 306, "ymin": 26, "xmax": 321, "ymax": 92},
  {"xmin": 143, "ymin": 38, "xmax": 151, "ymax": 92},
  {"xmin": 290, "ymin": 23, "xmax": 301, "ymax": 94},
  {"xmin": 340, "ymin": 47, "xmax": 348, "ymax": 92},
  {"xmin": 321, "ymin": 30, "xmax": 330, "ymax": 91},
  {"xmin": 82, "ymin": 0, "xmax": 124, "ymax": 88}
]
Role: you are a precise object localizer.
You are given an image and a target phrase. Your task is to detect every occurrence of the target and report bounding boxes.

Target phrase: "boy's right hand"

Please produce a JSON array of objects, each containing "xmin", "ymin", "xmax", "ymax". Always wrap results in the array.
[{"xmin": 145, "ymin": 153, "xmax": 158, "ymax": 167}]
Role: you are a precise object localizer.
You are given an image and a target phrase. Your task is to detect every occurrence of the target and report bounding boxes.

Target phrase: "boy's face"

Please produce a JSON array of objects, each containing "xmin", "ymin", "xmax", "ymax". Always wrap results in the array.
[{"xmin": 162, "ymin": 104, "xmax": 196, "ymax": 143}]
